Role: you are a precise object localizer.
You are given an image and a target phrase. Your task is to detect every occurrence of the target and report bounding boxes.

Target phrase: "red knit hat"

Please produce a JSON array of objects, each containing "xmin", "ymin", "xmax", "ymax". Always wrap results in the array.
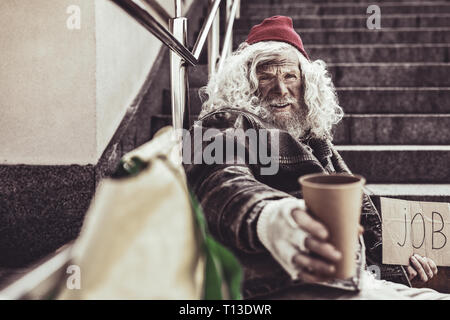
[{"xmin": 246, "ymin": 15, "xmax": 309, "ymax": 60}]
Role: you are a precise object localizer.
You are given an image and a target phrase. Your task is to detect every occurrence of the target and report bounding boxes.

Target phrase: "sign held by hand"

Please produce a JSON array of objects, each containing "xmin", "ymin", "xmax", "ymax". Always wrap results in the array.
[{"xmin": 381, "ymin": 197, "xmax": 450, "ymax": 266}]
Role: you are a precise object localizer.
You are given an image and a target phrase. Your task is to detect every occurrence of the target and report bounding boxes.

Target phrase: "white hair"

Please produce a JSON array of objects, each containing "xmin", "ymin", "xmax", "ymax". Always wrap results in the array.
[{"xmin": 198, "ymin": 41, "xmax": 344, "ymax": 140}]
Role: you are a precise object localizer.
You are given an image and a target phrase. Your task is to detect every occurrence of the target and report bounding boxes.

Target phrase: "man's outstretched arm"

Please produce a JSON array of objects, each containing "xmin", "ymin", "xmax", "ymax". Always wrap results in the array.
[
  {"xmin": 186, "ymin": 161, "xmax": 342, "ymax": 282},
  {"xmin": 186, "ymin": 162, "xmax": 290, "ymax": 253}
]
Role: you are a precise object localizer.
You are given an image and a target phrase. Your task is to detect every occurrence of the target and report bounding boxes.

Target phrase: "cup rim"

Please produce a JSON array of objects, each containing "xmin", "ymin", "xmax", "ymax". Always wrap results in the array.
[{"xmin": 299, "ymin": 173, "xmax": 366, "ymax": 189}]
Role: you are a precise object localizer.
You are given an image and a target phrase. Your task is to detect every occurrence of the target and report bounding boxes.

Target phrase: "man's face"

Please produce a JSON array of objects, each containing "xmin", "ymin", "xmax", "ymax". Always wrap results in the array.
[{"xmin": 256, "ymin": 48, "xmax": 309, "ymax": 137}]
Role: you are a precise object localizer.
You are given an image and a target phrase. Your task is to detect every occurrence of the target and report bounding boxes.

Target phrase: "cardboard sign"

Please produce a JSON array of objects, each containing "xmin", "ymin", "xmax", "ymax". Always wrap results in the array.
[{"xmin": 381, "ymin": 197, "xmax": 450, "ymax": 266}]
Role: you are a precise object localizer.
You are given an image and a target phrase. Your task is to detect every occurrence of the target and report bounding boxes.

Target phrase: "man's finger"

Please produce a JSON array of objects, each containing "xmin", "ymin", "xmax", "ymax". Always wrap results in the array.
[
  {"xmin": 406, "ymin": 265, "xmax": 417, "ymax": 281},
  {"xmin": 298, "ymin": 269, "xmax": 329, "ymax": 284},
  {"xmin": 410, "ymin": 255, "xmax": 428, "ymax": 282},
  {"xmin": 358, "ymin": 225, "xmax": 364, "ymax": 236},
  {"xmin": 292, "ymin": 253, "xmax": 336, "ymax": 278},
  {"xmin": 415, "ymin": 254, "xmax": 434, "ymax": 279},
  {"xmin": 305, "ymin": 237, "xmax": 342, "ymax": 263},
  {"xmin": 426, "ymin": 257, "xmax": 438, "ymax": 275},
  {"xmin": 291, "ymin": 209, "xmax": 328, "ymax": 240}
]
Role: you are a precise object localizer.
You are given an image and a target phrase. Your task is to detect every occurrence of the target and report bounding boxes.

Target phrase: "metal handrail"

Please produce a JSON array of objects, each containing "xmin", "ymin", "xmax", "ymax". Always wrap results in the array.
[
  {"xmin": 110, "ymin": 0, "xmax": 198, "ymax": 66},
  {"xmin": 144, "ymin": 0, "xmax": 171, "ymax": 23},
  {"xmin": 111, "ymin": 0, "xmax": 224, "ymax": 67}
]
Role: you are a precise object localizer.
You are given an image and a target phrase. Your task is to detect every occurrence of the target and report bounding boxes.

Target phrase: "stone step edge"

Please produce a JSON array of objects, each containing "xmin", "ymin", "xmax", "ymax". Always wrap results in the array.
[
  {"xmin": 322, "ymin": 87, "xmax": 450, "ymax": 90},
  {"xmin": 344, "ymin": 114, "xmax": 450, "ymax": 118},
  {"xmin": 335, "ymin": 145, "xmax": 450, "ymax": 151},
  {"xmin": 238, "ymin": 13, "xmax": 450, "ymax": 20},
  {"xmin": 305, "ymin": 44, "xmax": 450, "ymax": 48},
  {"xmin": 246, "ymin": 1, "xmax": 450, "ymax": 8},
  {"xmin": 327, "ymin": 62, "xmax": 450, "ymax": 66},
  {"xmin": 365, "ymin": 184, "xmax": 450, "ymax": 197},
  {"xmin": 236, "ymin": 27, "xmax": 450, "ymax": 33}
]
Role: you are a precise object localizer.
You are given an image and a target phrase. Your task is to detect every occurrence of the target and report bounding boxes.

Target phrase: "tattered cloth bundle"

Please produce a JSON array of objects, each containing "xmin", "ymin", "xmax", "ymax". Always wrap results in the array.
[{"xmin": 57, "ymin": 127, "xmax": 242, "ymax": 300}]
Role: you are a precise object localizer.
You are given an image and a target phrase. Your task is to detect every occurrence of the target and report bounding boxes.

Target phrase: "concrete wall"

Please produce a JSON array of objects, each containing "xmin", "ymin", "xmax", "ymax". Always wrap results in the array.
[
  {"xmin": 0, "ymin": 0, "xmax": 194, "ymax": 165},
  {"xmin": 95, "ymin": 0, "xmax": 163, "ymax": 160},
  {"xmin": 0, "ymin": 0, "xmax": 97, "ymax": 165}
]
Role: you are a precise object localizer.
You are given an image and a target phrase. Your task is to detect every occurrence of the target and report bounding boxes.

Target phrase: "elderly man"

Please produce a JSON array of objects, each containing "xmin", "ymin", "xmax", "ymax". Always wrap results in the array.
[{"xmin": 184, "ymin": 16, "xmax": 448, "ymax": 299}]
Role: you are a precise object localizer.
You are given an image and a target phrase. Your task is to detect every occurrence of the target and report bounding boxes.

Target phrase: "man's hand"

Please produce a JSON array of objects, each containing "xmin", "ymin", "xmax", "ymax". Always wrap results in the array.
[
  {"xmin": 406, "ymin": 254, "xmax": 438, "ymax": 282},
  {"xmin": 290, "ymin": 208, "xmax": 342, "ymax": 283},
  {"xmin": 256, "ymin": 199, "xmax": 363, "ymax": 283}
]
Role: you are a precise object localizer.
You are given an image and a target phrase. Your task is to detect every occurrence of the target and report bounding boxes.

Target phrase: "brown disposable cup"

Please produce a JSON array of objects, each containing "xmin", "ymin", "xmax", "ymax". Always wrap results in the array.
[{"xmin": 299, "ymin": 173, "xmax": 366, "ymax": 279}]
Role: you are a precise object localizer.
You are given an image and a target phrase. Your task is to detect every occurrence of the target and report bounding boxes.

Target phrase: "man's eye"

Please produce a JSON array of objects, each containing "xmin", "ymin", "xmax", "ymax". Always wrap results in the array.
[{"xmin": 285, "ymin": 74, "xmax": 297, "ymax": 80}]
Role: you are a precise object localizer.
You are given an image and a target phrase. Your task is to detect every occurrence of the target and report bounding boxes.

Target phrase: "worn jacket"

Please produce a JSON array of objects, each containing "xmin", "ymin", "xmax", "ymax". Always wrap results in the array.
[{"xmin": 183, "ymin": 108, "xmax": 410, "ymax": 299}]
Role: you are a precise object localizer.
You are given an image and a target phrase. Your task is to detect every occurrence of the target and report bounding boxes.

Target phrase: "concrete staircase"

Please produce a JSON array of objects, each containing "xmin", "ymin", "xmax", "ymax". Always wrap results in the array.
[{"xmin": 152, "ymin": 0, "xmax": 450, "ymax": 205}]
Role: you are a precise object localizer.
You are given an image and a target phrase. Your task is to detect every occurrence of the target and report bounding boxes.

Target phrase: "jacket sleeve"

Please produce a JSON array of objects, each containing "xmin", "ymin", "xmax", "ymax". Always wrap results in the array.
[{"xmin": 186, "ymin": 161, "xmax": 293, "ymax": 254}]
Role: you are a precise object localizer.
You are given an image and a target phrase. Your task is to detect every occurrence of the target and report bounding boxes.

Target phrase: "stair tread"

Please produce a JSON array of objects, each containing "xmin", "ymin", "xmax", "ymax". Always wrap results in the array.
[
  {"xmin": 243, "ymin": 3, "xmax": 450, "ymax": 15},
  {"xmin": 242, "ymin": 27, "xmax": 450, "ymax": 32},
  {"xmin": 327, "ymin": 62, "xmax": 450, "ymax": 66},
  {"xmin": 366, "ymin": 184, "xmax": 450, "ymax": 196},
  {"xmin": 246, "ymin": 2, "xmax": 450, "ymax": 9},
  {"xmin": 237, "ymin": 27, "xmax": 450, "ymax": 32},
  {"xmin": 241, "ymin": 13, "xmax": 450, "ymax": 19},
  {"xmin": 344, "ymin": 113, "xmax": 450, "ymax": 117},
  {"xmin": 335, "ymin": 145, "xmax": 450, "ymax": 150},
  {"xmin": 234, "ymin": 14, "xmax": 450, "ymax": 29},
  {"xmin": 337, "ymin": 87, "xmax": 450, "ymax": 90},
  {"xmin": 306, "ymin": 43, "xmax": 450, "ymax": 48},
  {"xmin": 247, "ymin": 0, "xmax": 450, "ymax": 2},
  {"xmin": 247, "ymin": 1, "xmax": 450, "ymax": 6}
]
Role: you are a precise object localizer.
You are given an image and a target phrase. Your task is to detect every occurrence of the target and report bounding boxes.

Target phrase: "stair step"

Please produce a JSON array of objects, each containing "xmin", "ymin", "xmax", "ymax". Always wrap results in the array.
[
  {"xmin": 163, "ymin": 87, "xmax": 450, "ymax": 115},
  {"xmin": 245, "ymin": 0, "xmax": 450, "ymax": 4},
  {"xmin": 328, "ymin": 63, "xmax": 450, "ymax": 87},
  {"xmin": 234, "ymin": 28, "xmax": 450, "ymax": 46},
  {"xmin": 366, "ymin": 183, "xmax": 450, "ymax": 203},
  {"xmin": 235, "ymin": 14, "xmax": 450, "ymax": 30},
  {"xmin": 244, "ymin": 2, "xmax": 450, "ymax": 16},
  {"xmin": 336, "ymin": 145, "xmax": 450, "ymax": 183},
  {"xmin": 307, "ymin": 44, "xmax": 450, "ymax": 63},
  {"xmin": 337, "ymin": 87, "xmax": 450, "ymax": 113},
  {"xmin": 333, "ymin": 114, "xmax": 450, "ymax": 145},
  {"xmin": 189, "ymin": 63, "xmax": 450, "ymax": 87}
]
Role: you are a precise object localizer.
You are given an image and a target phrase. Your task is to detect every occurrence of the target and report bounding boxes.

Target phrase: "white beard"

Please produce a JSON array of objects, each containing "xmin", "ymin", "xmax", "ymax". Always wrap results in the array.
[{"xmin": 259, "ymin": 99, "xmax": 311, "ymax": 139}]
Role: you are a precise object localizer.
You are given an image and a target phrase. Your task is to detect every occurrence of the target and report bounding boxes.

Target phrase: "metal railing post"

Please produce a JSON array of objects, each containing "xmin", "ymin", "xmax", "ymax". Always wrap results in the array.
[
  {"xmin": 169, "ymin": 2, "xmax": 190, "ymax": 136},
  {"xmin": 217, "ymin": 0, "xmax": 239, "ymax": 74},
  {"xmin": 225, "ymin": 0, "xmax": 233, "ymax": 58},
  {"xmin": 207, "ymin": 0, "xmax": 220, "ymax": 76}
]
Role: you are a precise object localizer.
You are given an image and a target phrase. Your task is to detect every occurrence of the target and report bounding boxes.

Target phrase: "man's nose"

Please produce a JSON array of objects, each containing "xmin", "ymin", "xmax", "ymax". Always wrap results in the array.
[{"xmin": 272, "ymin": 78, "xmax": 289, "ymax": 96}]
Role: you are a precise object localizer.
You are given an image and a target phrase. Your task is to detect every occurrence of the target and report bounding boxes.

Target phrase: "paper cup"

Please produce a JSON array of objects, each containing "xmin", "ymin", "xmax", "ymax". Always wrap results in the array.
[{"xmin": 299, "ymin": 173, "xmax": 366, "ymax": 279}]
